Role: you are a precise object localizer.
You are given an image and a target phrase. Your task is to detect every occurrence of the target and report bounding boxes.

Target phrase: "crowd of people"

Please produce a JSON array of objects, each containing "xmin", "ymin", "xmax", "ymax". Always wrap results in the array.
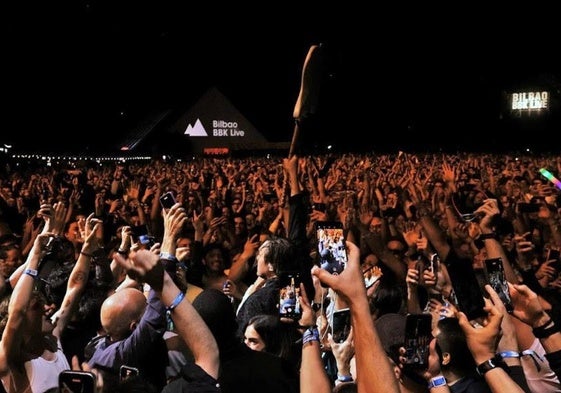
[{"xmin": 0, "ymin": 150, "xmax": 560, "ymax": 392}]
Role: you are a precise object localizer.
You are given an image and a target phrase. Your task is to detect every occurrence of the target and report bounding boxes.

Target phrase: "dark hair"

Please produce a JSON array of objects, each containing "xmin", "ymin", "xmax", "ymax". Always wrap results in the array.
[
  {"xmin": 369, "ymin": 274, "xmax": 404, "ymax": 317},
  {"xmin": 435, "ymin": 317, "xmax": 477, "ymax": 376},
  {"xmin": 332, "ymin": 382, "xmax": 358, "ymax": 393},
  {"xmin": 261, "ymin": 237, "xmax": 296, "ymax": 272},
  {"xmin": 202, "ymin": 243, "xmax": 232, "ymax": 269},
  {"xmin": 244, "ymin": 314, "xmax": 294, "ymax": 360}
]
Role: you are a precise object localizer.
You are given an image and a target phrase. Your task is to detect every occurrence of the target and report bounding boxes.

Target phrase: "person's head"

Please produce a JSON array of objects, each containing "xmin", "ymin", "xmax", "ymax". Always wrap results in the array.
[
  {"xmin": 192, "ymin": 289, "xmax": 238, "ymax": 351},
  {"xmin": 255, "ymin": 237, "xmax": 295, "ymax": 278},
  {"xmin": 245, "ymin": 212, "xmax": 257, "ymax": 231},
  {"xmin": 0, "ymin": 242, "xmax": 22, "ymax": 278},
  {"xmin": 434, "ymin": 317, "xmax": 477, "ymax": 376},
  {"xmin": 100, "ymin": 288, "xmax": 147, "ymax": 342},
  {"xmin": 243, "ymin": 314, "xmax": 280, "ymax": 352},
  {"xmin": 202, "ymin": 243, "xmax": 231, "ymax": 274},
  {"xmin": 369, "ymin": 273, "xmax": 404, "ymax": 318},
  {"xmin": 233, "ymin": 213, "xmax": 247, "ymax": 236},
  {"xmin": 332, "ymin": 382, "xmax": 357, "ymax": 393}
]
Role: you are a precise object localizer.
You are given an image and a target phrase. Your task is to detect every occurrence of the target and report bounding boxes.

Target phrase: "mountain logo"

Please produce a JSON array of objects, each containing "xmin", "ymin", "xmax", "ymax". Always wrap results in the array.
[{"xmin": 184, "ymin": 119, "xmax": 208, "ymax": 136}]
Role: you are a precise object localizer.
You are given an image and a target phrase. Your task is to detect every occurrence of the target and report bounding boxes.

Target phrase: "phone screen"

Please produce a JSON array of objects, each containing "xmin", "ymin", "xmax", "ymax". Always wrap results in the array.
[
  {"xmin": 484, "ymin": 258, "xmax": 513, "ymax": 313},
  {"xmin": 331, "ymin": 308, "xmax": 351, "ymax": 343},
  {"xmin": 59, "ymin": 371, "xmax": 96, "ymax": 393},
  {"xmin": 120, "ymin": 365, "xmax": 140, "ymax": 382},
  {"xmin": 315, "ymin": 221, "xmax": 348, "ymax": 275},
  {"xmin": 404, "ymin": 313, "xmax": 432, "ymax": 369},
  {"xmin": 278, "ymin": 271, "xmax": 302, "ymax": 321},
  {"xmin": 159, "ymin": 191, "xmax": 177, "ymax": 210}
]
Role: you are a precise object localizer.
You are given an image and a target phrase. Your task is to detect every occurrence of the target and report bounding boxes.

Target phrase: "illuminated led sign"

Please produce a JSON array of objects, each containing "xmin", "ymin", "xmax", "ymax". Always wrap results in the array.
[{"xmin": 511, "ymin": 91, "xmax": 549, "ymax": 110}]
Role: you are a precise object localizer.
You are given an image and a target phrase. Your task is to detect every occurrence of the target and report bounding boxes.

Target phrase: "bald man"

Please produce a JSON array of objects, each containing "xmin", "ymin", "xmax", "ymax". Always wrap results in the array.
[{"xmin": 86, "ymin": 285, "xmax": 169, "ymax": 391}]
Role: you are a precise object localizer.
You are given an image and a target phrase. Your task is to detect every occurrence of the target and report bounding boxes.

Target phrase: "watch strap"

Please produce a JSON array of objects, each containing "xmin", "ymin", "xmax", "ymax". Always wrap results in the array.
[{"xmin": 476, "ymin": 354, "xmax": 509, "ymax": 376}]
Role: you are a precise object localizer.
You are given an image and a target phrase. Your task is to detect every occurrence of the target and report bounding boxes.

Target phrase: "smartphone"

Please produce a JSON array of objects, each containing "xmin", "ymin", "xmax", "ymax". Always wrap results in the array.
[
  {"xmin": 517, "ymin": 202, "xmax": 541, "ymax": 213},
  {"xmin": 331, "ymin": 308, "xmax": 352, "ymax": 343},
  {"xmin": 278, "ymin": 271, "xmax": 302, "ymax": 321},
  {"xmin": 131, "ymin": 224, "xmax": 149, "ymax": 237},
  {"xmin": 404, "ymin": 313, "xmax": 432, "ymax": 369},
  {"xmin": 443, "ymin": 256, "xmax": 487, "ymax": 321},
  {"xmin": 312, "ymin": 202, "xmax": 327, "ymax": 212},
  {"xmin": 315, "ymin": 221, "xmax": 348, "ymax": 275},
  {"xmin": 429, "ymin": 253, "xmax": 440, "ymax": 274},
  {"xmin": 159, "ymin": 191, "xmax": 177, "ymax": 210},
  {"xmin": 484, "ymin": 258, "xmax": 513, "ymax": 313},
  {"xmin": 59, "ymin": 370, "xmax": 96, "ymax": 393},
  {"xmin": 120, "ymin": 365, "xmax": 140, "ymax": 382}
]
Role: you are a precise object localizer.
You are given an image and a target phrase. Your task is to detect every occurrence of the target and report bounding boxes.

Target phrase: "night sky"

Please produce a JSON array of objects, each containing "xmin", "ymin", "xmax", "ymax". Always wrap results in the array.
[{"xmin": 3, "ymin": 3, "xmax": 561, "ymax": 154}]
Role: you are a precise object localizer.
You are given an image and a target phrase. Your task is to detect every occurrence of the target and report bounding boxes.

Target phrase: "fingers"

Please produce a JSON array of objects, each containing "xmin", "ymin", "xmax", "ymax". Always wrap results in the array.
[
  {"xmin": 485, "ymin": 284, "xmax": 504, "ymax": 312},
  {"xmin": 71, "ymin": 355, "xmax": 82, "ymax": 371},
  {"xmin": 311, "ymin": 265, "xmax": 335, "ymax": 288},
  {"xmin": 456, "ymin": 311, "xmax": 473, "ymax": 333},
  {"xmin": 299, "ymin": 283, "xmax": 310, "ymax": 306}
]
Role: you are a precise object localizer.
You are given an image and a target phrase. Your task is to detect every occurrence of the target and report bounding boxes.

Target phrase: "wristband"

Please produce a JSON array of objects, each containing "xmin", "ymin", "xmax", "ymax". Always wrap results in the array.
[
  {"xmin": 476, "ymin": 354, "xmax": 509, "ymax": 376},
  {"xmin": 24, "ymin": 268, "xmax": 38, "ymax": 279},
  {"xmin": 337, "ymin": 375, "xmax": 353, "ymax": 383},
  {"xmin": 521, "ymin": 349, "xmax": 545, "ymax": 372},
  {"xmin": 428, "ymin": 375, "xmax": 447, "ymax": 389},
  {"xmin": 302, "ymin": 326, "xmax": 320, "ymax": 346},
  {"xmin": 478, "ymin": 232, "xmax": 498, "ymax": 240},
  {"xmin": 80, "ymin": 251, "xmax": 94, "ymax": 258},
  {"xmin": 167, "ymin": 291, "xmax": 186, "ymax": 312},
  {"xmin": 160, "ymin": 252, "xmax": 178, "ymax": 262},
  {"xmin": 117, "ymin": 249, "xmax": 128, "ymax": 256},
  {"xmin": 166, "ymin": 291, "xmax": 185, "ymax": 331},
  {"xmin": 532, "ymin": 318, "xmax": 561, "ymax": 339},
  {"xmin": 499, "ymin": 351, "xmax": 520, "ymax": 359}
]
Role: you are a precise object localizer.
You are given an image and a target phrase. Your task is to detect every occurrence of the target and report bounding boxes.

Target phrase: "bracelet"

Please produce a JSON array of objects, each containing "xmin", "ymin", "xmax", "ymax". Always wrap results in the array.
[
  {"xmin": 521, "ymin": 349, "xmax": 545, "ymax": 372},
  {"xmin": 427, "ymin": 375, "xmax": 447, "ymax": 389},
  {"xmin": 24, "ymin": 268, "xmax": 38, "ymax": 279},
  {"xmin": 166, "ymin": 291, "xmax": 186, "ymax": 331},
  {"xmin": 117, "ymin": 249, "xmax": 128, "ymax": 256},
  {"xmin": 532, "ymin": 318, "xmax": 561, "ymax": 339},
  {"xmin": 478, "ymin": 232, "xmax": 498, "ymax": 240},
  {"xmin": 476, "ymin": 354, "xmax": 509, "ymax": 376},
  {"xmin": 302, "ymin": 326, "xmax": 320, "ymax": 346},
  {"xmin": 499, "ymin": 351, "xmax": 520, "ymax": 359},
  {"xmin": 80, "ymin": 251, "xmax": 94, "ymax": 258},
  {"xmin": 337, "ymin": 375, "xmax": 353, "ymax": 382},
  {"xmin": 160, "ymin": 252, "xmax": 178, "ymax": 262},
  {"xmin": 167, "ymin": 291, "xmax": 186, "ymax": 312}
]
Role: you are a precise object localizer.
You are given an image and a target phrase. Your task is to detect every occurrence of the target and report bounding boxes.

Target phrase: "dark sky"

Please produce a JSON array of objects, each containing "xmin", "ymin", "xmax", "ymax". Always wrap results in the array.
[{"xmin": 3, "ymin": 3, "xmax": 561, "ymax": 154}]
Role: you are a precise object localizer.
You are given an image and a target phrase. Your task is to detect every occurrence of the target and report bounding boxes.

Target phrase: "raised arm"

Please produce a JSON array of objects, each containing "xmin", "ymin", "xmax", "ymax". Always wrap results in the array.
[
  {"xmin": 312, "ymin": 241, "xmax": 400, "ymax": 393},
  {"xmin": 115, "ymin": 249, "xmax": 220, "ymax": 380},
  {"xmin": 52, "ymin": 214, "xmax": 103, "ymax": 338}
]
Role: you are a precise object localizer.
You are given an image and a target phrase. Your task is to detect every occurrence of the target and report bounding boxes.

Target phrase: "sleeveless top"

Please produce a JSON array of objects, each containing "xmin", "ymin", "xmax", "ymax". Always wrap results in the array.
[{"xmin": 23, "ymin": 338, "xmax": 70, "ymax": 393}]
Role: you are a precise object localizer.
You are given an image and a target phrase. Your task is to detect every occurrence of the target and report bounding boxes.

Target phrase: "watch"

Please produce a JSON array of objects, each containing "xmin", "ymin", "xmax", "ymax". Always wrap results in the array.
[
  {"xmin": 476, "ymin": 354, "xmax": 508, "ymax": 376},
  {"xmin": 428, "ymin": 375, "xmax": 446, "ymax": 389}
]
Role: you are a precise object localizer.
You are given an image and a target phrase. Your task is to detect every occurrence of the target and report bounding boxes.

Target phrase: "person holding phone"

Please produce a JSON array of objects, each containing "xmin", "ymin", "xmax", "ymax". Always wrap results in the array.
[
  {"xmin": 235, "ymin": 155, "xmax": 316, "ymax": 340},
  {"xmin": 86, "ymin": 202, "xmax": 188, "ymax": 392},
  {"xmin": 0, "ymin": 204, "xmax": 101, "ymax": 393},
  {"xmin": 312, "ymin": 240, "xmax": 400, "ymax": 393},
  {"xmin": 114, "ymin": 249, "xmax": 221, "ymax": 393}
]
